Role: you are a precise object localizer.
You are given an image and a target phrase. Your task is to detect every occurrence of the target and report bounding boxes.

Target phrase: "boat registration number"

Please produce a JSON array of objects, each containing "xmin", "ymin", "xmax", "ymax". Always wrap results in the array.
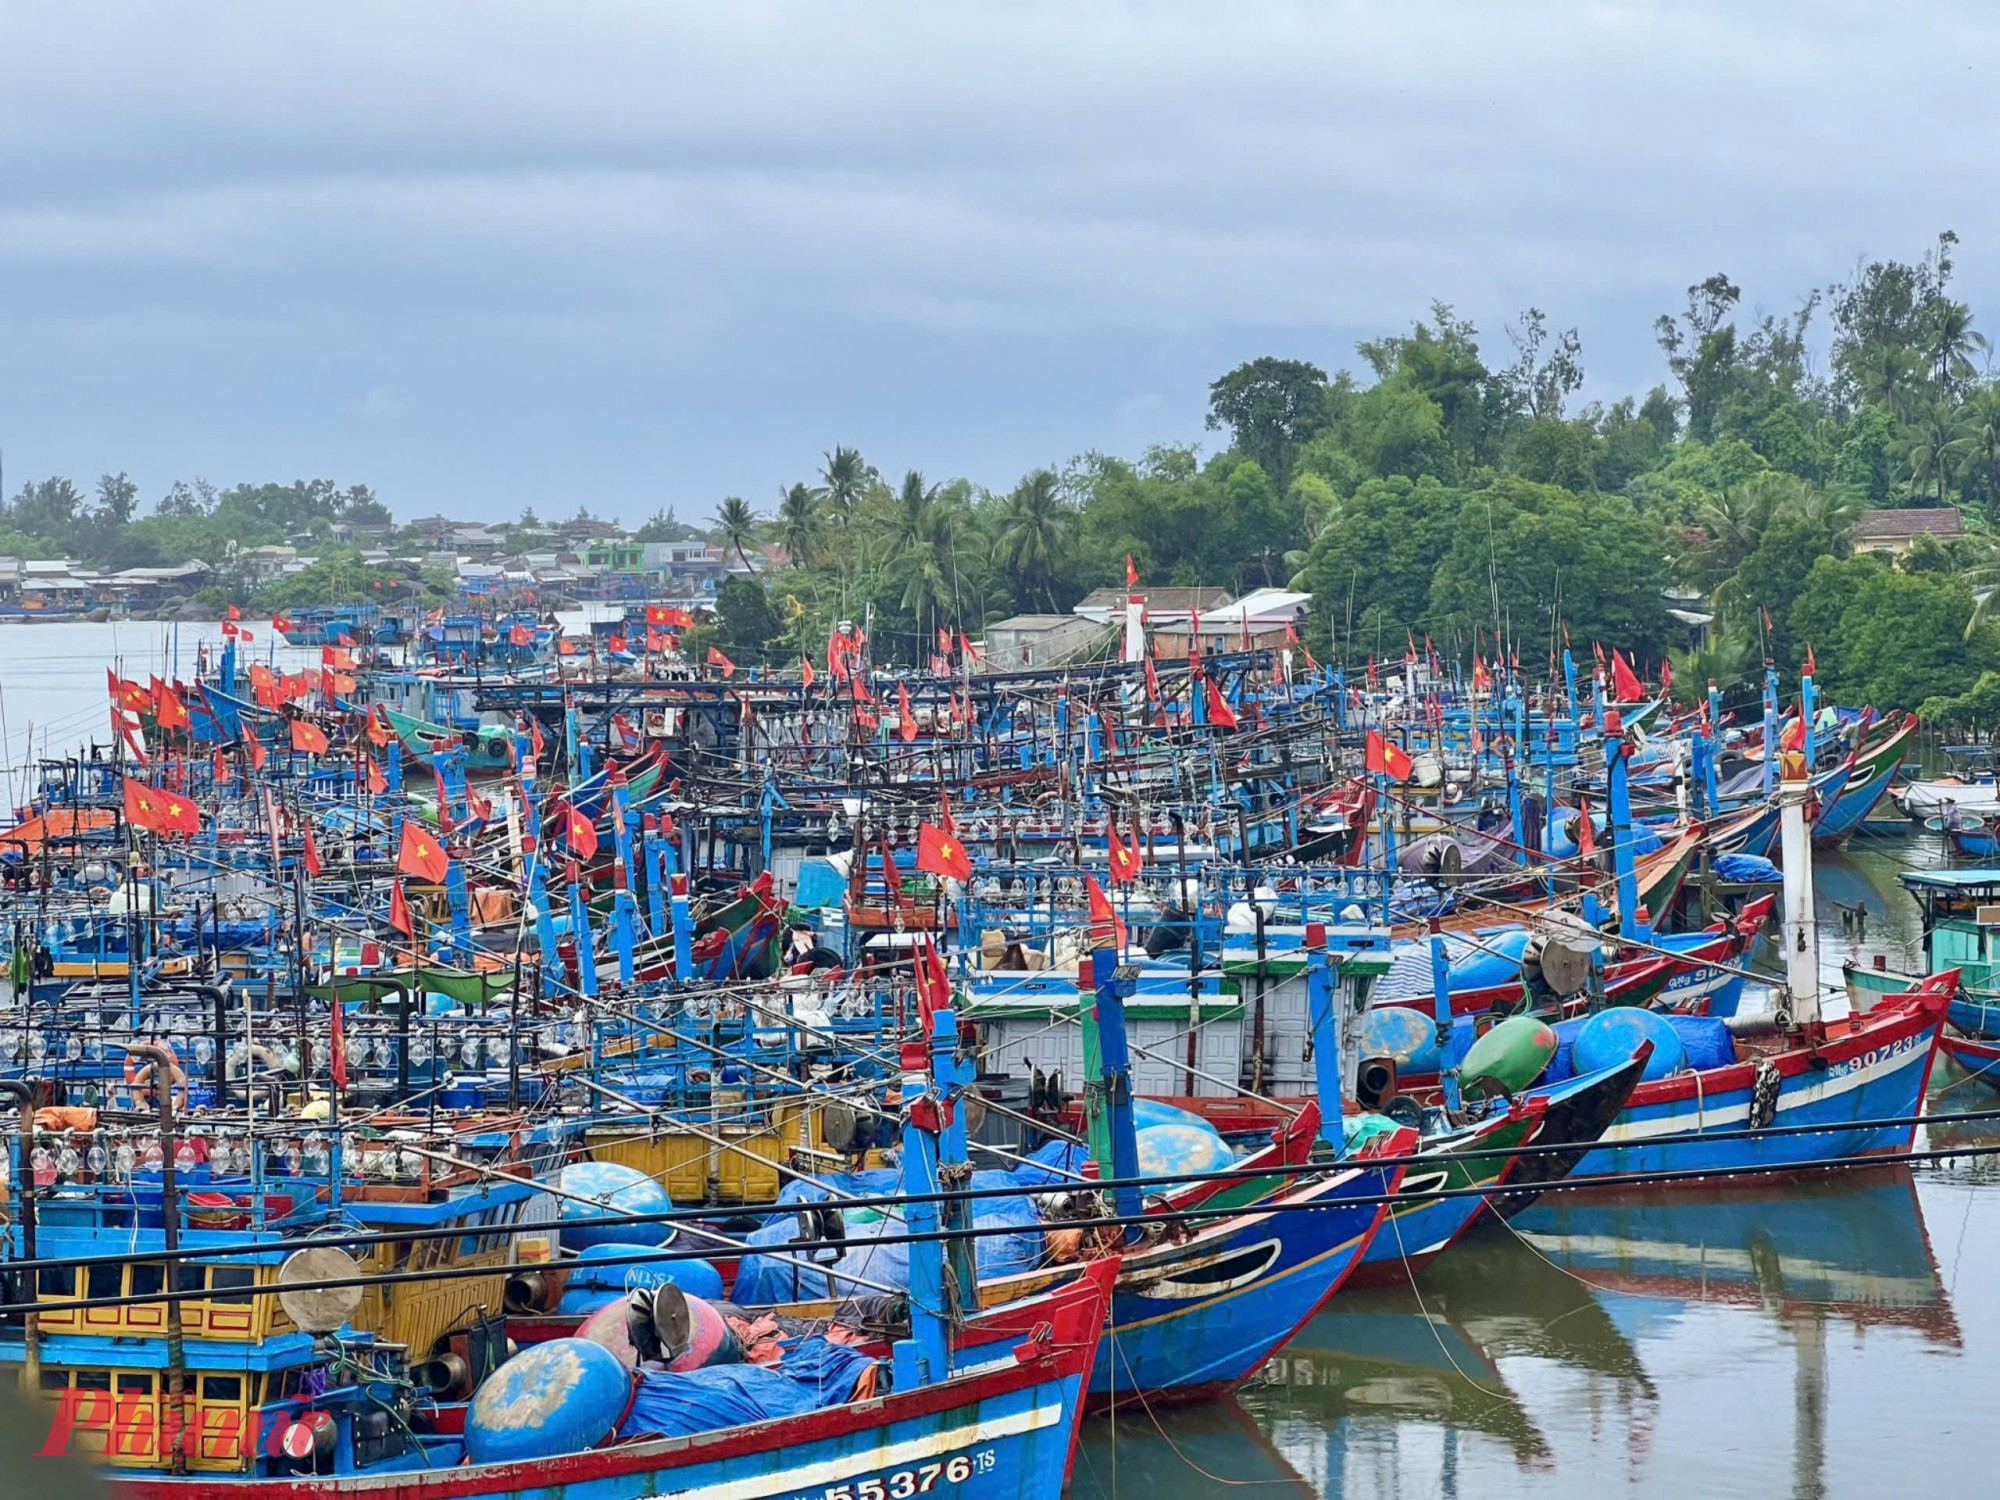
[
  {"xmin": 815, "ymin": 1449, "xmax": 996, "ymax": 1500},
  {"xmin": 1829, "ymin": 1033, "xmax": 1922, "ymax": 1078}
]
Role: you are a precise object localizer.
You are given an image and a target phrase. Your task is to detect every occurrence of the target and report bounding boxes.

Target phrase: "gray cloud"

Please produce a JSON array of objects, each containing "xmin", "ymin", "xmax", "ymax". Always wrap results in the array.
[{"xmin": 1, "ymin": 1, "xmax": 1994, "ymax": 521}]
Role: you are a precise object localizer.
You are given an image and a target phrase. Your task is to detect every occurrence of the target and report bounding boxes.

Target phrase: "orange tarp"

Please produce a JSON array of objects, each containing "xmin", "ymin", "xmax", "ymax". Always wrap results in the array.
[{"xmin": 0, "ymin": 807, "xmax": 116, "ymax": 855}]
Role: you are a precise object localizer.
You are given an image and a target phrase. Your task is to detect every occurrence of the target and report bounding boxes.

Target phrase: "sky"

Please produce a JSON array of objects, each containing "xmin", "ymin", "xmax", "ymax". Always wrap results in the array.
[{"xmin": 3, "ymin": 1, "xmax": 1998, "ymax": 529}]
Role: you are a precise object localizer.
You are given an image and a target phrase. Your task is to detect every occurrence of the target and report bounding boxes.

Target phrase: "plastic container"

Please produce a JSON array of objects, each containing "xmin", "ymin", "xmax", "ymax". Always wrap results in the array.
[
  {"xmin": 1662, "ymin": 1014, "xmax": 1737, "ymax": 1072},
  {"xmin": 1458, "ymin": 1015, "xmax": 1558, "ymax": 1098},
  {"xmin": 1573, "ymin": 1006, "xmax": 1686, "ymax": 1082},
  {"xmin": 464, "ymin": 1338, "xmax": 629, "ymax": 1464}
]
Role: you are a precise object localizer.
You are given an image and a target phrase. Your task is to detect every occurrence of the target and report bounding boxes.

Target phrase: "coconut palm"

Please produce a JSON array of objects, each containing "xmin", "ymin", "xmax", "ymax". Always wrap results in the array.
[
  {"xmin": 1905, "ymin": 403, "xmax": 1974, "ymax": 507},
  {"xmin": 819, "ymin": 446, "xmax": 868, "ymax": 530},
  {"xmin": 1856, "ymin": 345, "xmax": 1922, "ymax": 418},
  {"xmin": 1666, "ymin": 623, "xmax": 1758, "ymax": 707},
  {"xmin": 775, "ymin": 482, "xmax": 823, "ymax": 568},
  {"xmin": 882, "ymin": 470, "xmax": 942, "ymax": 562},
  {"xmin": 715, "ymin": 496, "xmax": 760, "ymax": 572},
  {"xmin": 1960, "ymin": 386, "xmax": 2000, "ymax": 524},
  {"xmin": 1927, "ymin": 299, "xmax": 1990, "ymax": 392},
  {"xmin": 995, "ymin": 469, "xmax": 1070, "ymax": 611}
]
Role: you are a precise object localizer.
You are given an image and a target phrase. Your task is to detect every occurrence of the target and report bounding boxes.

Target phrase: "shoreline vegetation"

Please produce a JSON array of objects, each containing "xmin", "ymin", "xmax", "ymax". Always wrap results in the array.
[{"xmin": 15, "ymin": 232, "xmax": 2000, "ymax": 727}]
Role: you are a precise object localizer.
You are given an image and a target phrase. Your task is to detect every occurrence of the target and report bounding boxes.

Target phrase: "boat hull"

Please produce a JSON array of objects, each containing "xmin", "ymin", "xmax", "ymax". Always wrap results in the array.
[{"xmin": 1557, "ymin": 988, "xmax": 1948, "ymax": 1183}]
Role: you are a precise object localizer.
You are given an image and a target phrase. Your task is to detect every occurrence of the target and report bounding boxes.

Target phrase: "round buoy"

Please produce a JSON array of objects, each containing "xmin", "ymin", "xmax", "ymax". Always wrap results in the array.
[
  {"xmin": 1573, "ymin": 1007, "xmax": 1685, "ymax": 1082},
  {"xmin": 553, "ymin": 1162, "xmax": 676, "ymax": 1249},
  {"xmin": 1459, "ymin": 1015, "xmax": 1558, "ymax": 1099},
  {"xmin": 464, "ymin": 1339, "xmax": 629, "ymax": 1465},
  {"xmin": 1360, "ymin": 1006, "xmax": 1441, "ymax": 1076}
]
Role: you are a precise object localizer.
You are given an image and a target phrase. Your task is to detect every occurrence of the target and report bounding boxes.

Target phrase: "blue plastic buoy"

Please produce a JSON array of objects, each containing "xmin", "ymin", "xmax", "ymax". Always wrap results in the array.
[
  {"xmin": 1572, "ymin": 1007, "xmax": 1685, "ymax": 1082},
  {"xmin": 554, "ymin": 1162, "xmax": 675, "ymax": 1249},
  {"xmin": 464, "ymin": 1338, "xmax": 629, "ymax": 1464},
  {"xmin": 1360, "ymin": 1006, "xmax": 1442, "ymax": 1076}
]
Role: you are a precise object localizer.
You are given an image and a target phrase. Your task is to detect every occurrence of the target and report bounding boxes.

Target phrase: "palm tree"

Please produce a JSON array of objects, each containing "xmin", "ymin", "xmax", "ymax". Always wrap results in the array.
[
  {"xmin": 995, "ymin": 469, "xmax": 1070, "ymax": 611},
  {"xmin": 715, "ymin": 496, "xmax": 760, "ymax": 572},
  {"xmin": 1905, "ymin": 403, "xmax": 1973, "ymax": 507},
  {"xmin": 1857, "ymin": 345, "xmax": 1922, "ymax": 418},
  {"xmin": 1961, "ymin": 386, "xmax": 2000, "ymax": 523},
  {"xmin": 882, "ymin": 470, "xmax": 942, "ymax": 561},
  {"xmin": 1666, "ymin": 624, "xmax": 1758, "ymax": 707},
  {"xmin": 1928, "ymin": 299, "xmax": 1990, "ymax": 393},
  {"xmin": 775, "ymin": 482, "xmax": 823, "ymax": 568},
  {"xmin": 819, "ymin": 446, "xmax": 868, "ymax": 530}
]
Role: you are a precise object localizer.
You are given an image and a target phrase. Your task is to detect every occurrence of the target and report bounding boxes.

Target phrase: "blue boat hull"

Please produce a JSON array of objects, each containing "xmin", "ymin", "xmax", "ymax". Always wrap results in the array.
[
  {"xmin": 1557, "ymin": 993, "xmax": 1945, "ymax": 1182},
  {"xmin": 1090, "ymin": 1156, "xmax": 1401, "ymax": 1402}
]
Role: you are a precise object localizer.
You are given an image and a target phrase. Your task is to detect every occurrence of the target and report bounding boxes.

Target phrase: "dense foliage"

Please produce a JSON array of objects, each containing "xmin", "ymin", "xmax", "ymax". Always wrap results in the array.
[{"xmin": 19, "ymin": 231, "xmax": 2000, "ymax": 713}]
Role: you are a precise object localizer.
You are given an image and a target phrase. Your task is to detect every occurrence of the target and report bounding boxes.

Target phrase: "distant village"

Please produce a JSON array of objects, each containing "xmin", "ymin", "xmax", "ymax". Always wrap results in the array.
[{"xmin": 0, "ymin": 513, "xmax": 752, "ymax": 621}]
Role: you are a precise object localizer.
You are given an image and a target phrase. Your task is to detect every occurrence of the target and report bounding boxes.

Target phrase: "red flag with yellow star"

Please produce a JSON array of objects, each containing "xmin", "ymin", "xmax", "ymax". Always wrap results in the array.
[
  {"xmin": 397, "ymin": 821, "xmax": 449, "ymax": 883},
  {"xmin": 915, "ymin": 820, "xmax": 971, "ymax": 882},
  {"xmin": 123, "ymin": 776, "xmax": 199, "ymax": 837}
]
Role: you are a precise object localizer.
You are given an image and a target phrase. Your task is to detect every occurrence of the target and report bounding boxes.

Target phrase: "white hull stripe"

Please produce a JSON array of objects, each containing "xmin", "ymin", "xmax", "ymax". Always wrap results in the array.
[
  {"xmin": 1603, "ymin": 1037, "xmax": 1928, "ymax": 1145},
  {"xmin": 653, "ymin": 1403, "xmax": 1064, "ymax": 1500}
]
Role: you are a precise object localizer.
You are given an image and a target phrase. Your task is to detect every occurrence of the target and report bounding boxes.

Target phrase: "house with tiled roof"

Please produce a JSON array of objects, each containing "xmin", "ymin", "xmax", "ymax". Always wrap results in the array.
[{"xmin": 1851, "ymin": 507, "xmax": 1967, "ymax": 558}]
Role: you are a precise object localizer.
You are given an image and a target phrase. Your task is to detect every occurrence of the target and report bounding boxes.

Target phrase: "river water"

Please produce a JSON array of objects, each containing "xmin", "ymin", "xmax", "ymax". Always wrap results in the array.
[
  {"xmin": 0, "ymin": 624, "xmax": 1983, "ymax": 1498},
  {"xmin": 1076, "ymin": 836, "xmax": 1991, "ymax": 1499}
]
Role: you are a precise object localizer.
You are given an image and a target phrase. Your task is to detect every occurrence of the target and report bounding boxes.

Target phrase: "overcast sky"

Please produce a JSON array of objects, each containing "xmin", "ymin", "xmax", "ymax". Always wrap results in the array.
[{"xmin": 3, "ymin": 2, "xmax": 1995, "ymax": 527}]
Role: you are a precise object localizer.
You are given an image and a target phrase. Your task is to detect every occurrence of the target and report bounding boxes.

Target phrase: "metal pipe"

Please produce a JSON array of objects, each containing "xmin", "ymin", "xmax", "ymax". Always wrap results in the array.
[{"xmin": 125, "ymin": 1044, "xmax": 188, "ymax": 1475}]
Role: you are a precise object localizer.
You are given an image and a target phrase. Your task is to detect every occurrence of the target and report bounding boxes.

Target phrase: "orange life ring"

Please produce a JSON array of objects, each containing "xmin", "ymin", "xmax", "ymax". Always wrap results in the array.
[{"xmin": 124, "ymin": 1046, "xmax": 190, "ymax": 1113}]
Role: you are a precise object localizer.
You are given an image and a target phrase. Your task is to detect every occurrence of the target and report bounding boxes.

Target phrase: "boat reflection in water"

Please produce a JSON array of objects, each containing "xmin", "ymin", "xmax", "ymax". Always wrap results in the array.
[
  {"xmin": 1070, "ymin": 1400, "xmax": 1316, "ymax": 1500},
  {"xmin": 1182, "ymin": 1166, "xmax": 1960, "ymax": 1500}
]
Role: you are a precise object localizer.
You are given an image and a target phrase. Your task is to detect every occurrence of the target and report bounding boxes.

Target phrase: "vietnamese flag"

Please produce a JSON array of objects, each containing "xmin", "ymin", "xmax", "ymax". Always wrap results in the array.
[
  {"xmin": 322, "ymin": 645, "xmax": 356, "ymax": 669},
  {"xmin": 707, "ymin": 646, "xmax": 736, "ymax": 678},
  {"xmin": 1106, "ymin": 815, "xmax": 1140, "ymax": 885},
  {"xmin": 123, "ymin": 776, "xmax": 199, "ymax": 836},
  {"xmin": 249, "ymin": 663, "xmax": 279, "ymax": 707},
  {"xmin": 1611, "ymin": 649, "xmax": 1644, "ymax": 703},
  {"xmin": 226, "ymin": 604, "xmax": 241, "ymax": 621},
  {"xmin": 510, "ymin": 623, "xmax": 533, "ymax": 647},
  {"xmin": 1205, "ymin": 679, "xmax": 1239, "ymax": 729},
  {"xmin": 245, "ymin": 733, "xmax": 268, "ymax": 772},
  {"xmin": 366, "ymin": 704, "xmax": 392, "ymax": 748},
  {"xmin": 108, "ymin": 670, "xmax": 152, "ymax": 713},
  {"xmin": 898, "ymin": 682, "xmax": 918, "ymax": 743},
  {"xmin": 302, "ymin": 823, "xmax": 323, "ymax": 878},
  {"xmin": 388, "ymin": 879, "xmax": 413, "ymax": 936},
  {"xmin": 152, "ymin": 677, "xmax": 191, "ymax": 731},
  {"xmin": 290, "ymin": 718, "xmax": 330, "ymax": 756},
  {"xmin": 608, "ymin": 634, "xmax": 628, "ymax": 654},
  {"xmin": 1365, "ymin": 730, "xmax": 1414, "ymax": 783},
  {"xmin": 271, "ymin": 613, "xmax": 293, "ymax": 634},
  {"xmin": 915, "ymin": 821, "xmax": 972, "ymax": 882},
  {"xmin": 562, "ymin": 803, "xmax": 599, "ymax": 861},
  {"xmin": 397, "ymin": 821, "xmax": 449, "ymax": 883},
  {"xmin": 1086, "ymin": 875, "xmax": 1128, "ymax": 953},
  {"xmin": 364, "ymin": 753, "xmax": 387, "ymax": 795},
  {"xmin": 801, "ymin": 656, "xmax": 815, "ymax": 691}
]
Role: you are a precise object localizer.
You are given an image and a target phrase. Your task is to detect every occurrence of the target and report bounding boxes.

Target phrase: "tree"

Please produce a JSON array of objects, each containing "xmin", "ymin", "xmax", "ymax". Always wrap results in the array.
[
  {"xmin": 714, "ymin": 497, "xmax": 759, "ymax": 572},
  {"xmin": 1655, "ymin": 273, "xmax": 1742, "ymax": 442},
  {"xmin": 775, "ymin": 483, "xmax": 823, "ymax": 568},
  {"xmin": 1205, "ymin": 357, "xmax": 1330, "ymax": 481},
  {"xmin": 156, "ymin": 479, "xmax": 217, "ymax": 518},
  {"xmin": 1497, "ymin": 307, "xmax": 1585, "ymax": 421},
  {"xmin": 1905, "ymin": 402, "xmax": 1973, "ymax": 507},
  {"xmin": 633, "ymin": 507, "xmax": 697, "ymax": 543},
  {"xmin": 819, "ymin": 446, "xmax": 869, "ymax": 530},
  {"xmin": 710, "ymin": 574, "xmax": 786, "ymax": 663},
  {"xmin": 995, "ymin": 469, "xmax": 1070, "ymax": 611}
]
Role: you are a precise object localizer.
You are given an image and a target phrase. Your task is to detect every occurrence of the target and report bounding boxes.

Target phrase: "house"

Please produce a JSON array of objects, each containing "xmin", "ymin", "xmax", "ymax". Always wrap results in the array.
[
  {"xmin": 108, "ymin": 562, "xmax": 212, "ymax": 607},
  {"xmin": 238, "ymin": 545, "xmax": 297, "ymax": 581},
  {"xmin": 578, "ymin": 538, "xmax": 644, "ymax": 575},
  {"xmin": 1073, "ymin": 585, "xmax": 1235, "ymax": 624},
  {"xmin": 1850, "ymin": 507, "xmax": 1967, "ymax": 558},
  {"xmin": 982, "ymin": 614, "xmax": 1112, "ymax": 671},
  {"xmin": 1147, "ymin": 588, "xmax": 1308, "ymax": 656},
  {"xmin": 644, "ymin": 542, "xmax": 725, "ymax": 588}
]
